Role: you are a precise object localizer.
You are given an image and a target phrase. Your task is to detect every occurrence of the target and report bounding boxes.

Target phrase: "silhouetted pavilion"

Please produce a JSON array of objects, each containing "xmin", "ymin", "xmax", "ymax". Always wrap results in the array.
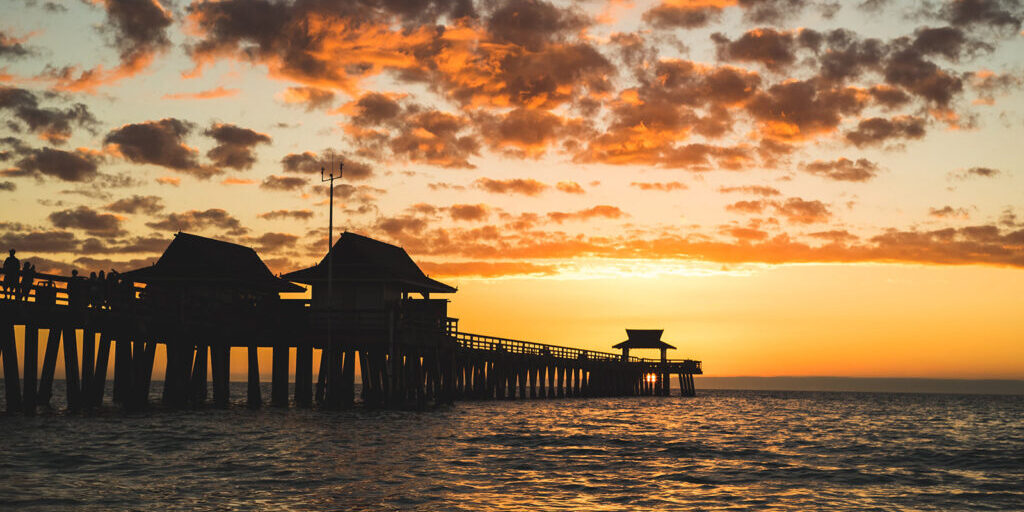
[
  {"xmin": 283, "ymin": 232, "xmax": 455, "ymax": 332},
  {"xmin": 613, "ymin": 329, "xmax": 676, "ymax": 362},
  {"xmin": 285, "ymin": 231, "xmax": 452, "ymax": 299},
  {"xmin": 123, "ymin": 232, "xmax": 302, "ymax": 305}
]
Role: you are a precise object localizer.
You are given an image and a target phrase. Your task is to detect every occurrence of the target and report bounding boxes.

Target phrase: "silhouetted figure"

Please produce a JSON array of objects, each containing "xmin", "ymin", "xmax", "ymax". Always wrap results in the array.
[
  {"xmin": 69, "ymin": 269, "xmax": 85, "ymax": 310},
  {"xmin": 88, "ymin": 271, "xmax": 99, "ymax": 308},
  {"xmin": 97, "ymin": 270, "xmax": 106, "ymax": 307},
  {"xmin": 3, "ymin": 249, "xmax": 19, "ymax": 300},
  {"xmin": 103, "ymin": 269, "xmax": 116, "ymax": 309},
  {"xmin": 19, "ymin": 261, "xmax": 35, "ymax": 302}
]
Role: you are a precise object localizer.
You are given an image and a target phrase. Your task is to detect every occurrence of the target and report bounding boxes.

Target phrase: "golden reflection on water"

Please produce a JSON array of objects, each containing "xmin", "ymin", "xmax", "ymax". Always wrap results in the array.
[{"xmin": 1, "ymin": 386, "xmax": 1021, "ymax": 511}]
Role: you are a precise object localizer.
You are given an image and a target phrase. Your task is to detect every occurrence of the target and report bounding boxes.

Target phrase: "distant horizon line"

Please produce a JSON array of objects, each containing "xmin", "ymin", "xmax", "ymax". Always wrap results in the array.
[
  {"xmin": 21, "ymin": 375, "xmax": 1019, "ymax": 396},
  {"xmin": 694, "ymin": 376, "xmax": 1024, "ymax": 395}
]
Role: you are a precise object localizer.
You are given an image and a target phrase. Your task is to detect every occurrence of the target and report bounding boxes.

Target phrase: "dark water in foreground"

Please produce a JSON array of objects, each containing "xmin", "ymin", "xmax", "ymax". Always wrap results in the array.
[{"xmin": 1, "ymin": 385, "xmax": 1022, "ymax": 511}]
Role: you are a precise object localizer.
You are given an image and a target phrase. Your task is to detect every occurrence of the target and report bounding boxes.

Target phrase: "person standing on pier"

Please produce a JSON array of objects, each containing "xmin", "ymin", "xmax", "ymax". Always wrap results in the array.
[
  {"xmin": 69, "ymin": 269, "xmax": 85, "ymax": 311},
  {"xmin": 19, "ymin": 261, "xmax": 35, "ymax": 302},
  {"xmin": 3, "ymin": 249, "xmax": 19, "ymax": 300}
]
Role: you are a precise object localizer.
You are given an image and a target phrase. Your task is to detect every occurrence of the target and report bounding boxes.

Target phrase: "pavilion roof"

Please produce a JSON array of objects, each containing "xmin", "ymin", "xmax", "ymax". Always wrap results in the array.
[
  {"xmin": 122, "ymin": 232, "xmax": 303, "ymax": 293},
  {"xmin": 612, "ymin": 329, "xmax": 677, "ymax": 350},
  {"xmin": 282, "ymin": 232, "xmax": 456, "ymax": 294}
]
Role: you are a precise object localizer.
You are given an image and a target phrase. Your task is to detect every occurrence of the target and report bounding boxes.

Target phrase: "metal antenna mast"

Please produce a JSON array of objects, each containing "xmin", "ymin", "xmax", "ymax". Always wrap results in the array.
[{"xmin": 321, "ymin": 158, "xmax": 342, "ymax": 407}]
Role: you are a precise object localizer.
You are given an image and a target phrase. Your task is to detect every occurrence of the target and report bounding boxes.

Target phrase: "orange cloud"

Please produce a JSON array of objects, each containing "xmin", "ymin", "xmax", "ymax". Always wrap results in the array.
[
  {"xmin": 420, "ymin": 260, "xmax": 558, "ymax": 278},
  {"xmin": 474, "ymin": 177, "xmax": 549, "ymax": 196},
  {"xmin": 548, "ymin": 205, "xmax": 627, "ymax": 223},
  {"xmin": 162, "ymin": 86, "xmax": 240, "ymax": 100},
  {"xmin": 221, "ymin": 177, "xmax": 255, "ymax": 185}
]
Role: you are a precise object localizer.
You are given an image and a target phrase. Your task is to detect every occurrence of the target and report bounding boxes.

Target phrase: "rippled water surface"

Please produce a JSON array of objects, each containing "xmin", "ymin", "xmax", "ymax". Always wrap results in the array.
[{"xmin": 2, "ymin": 386, "xmax": 1022, "ymax": 510}]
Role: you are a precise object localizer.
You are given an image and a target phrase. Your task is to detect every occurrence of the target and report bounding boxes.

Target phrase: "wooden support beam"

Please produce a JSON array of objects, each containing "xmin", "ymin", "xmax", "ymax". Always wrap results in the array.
[
  {"xmin": 138, "ymin": 341, "xmax": 157, "ymax": 407},
  {"xmin": 93, "ymin": 333, "xmax": 111, "ymax": 408},
  {"xmin": 359, "ymin": 349, "xmax": 371, "ymax": 403},
  {"xmin": 62, "ymin": 326, "xmax": 80, "ymax": 412},
  {"xmin": 561, "ymin": 364, "xmax": 569, "ymax": 399},
  {"xmin": 377, "ymin": 350, "xmax": 390, "ymax": 406},
  {"xmin": 414, "ymin": 352, "xmax": 426, "ymax": 408},
  {"xmin": 81, "ymin": 329, "xmax": 95, "ymax": 408},
  {"xmin": 547, "ymin": 362, "xmax": 555, "ymax": 398},
  {"xmin": 295, "ymin": 343, "xmax": 312, "ymax": 408},
  {"xmin": 23, "ymin": 324, "xmax": 38, "ymax": 414},
  {"xmin": 1, "ymin": 321, "xmax": 22, "ymax": 413},
  {"xmin": 270, "ymin": 344, "xmax": 288, "ymax": 407},
  {"xmin": 161, "ymin": 341, "xmax": 175, "ymax": 406},
  {"xmin": 113, "ymin": 338, "xmax": 131, "ymax": 404},
  {"xmin": 341, "ymin": 348, "xmax": 355, "ymax": 408},
  {"xmin": 211, "ymin": 344, "xmax": 230, "ymax": 408},
  {"xmin": 191, "ymin": 341, "xmax": 208, "ymax": 407},
  {"xmin": 38, "ymin": 326, "xmax": 60, "ymax": 406},
  {"xmin": 247, "ymin": 344, "xmax": 261, "ymax": 409},
  {"xmin": 315, "ymin": 348, "xmax": 327, "ymax": 405}
]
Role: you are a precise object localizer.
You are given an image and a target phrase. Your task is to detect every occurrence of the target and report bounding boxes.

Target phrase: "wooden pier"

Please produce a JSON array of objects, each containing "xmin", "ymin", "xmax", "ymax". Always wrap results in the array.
[{"xmin": 0, "ymin": 232, "xmax": 702, "ymax": 414}]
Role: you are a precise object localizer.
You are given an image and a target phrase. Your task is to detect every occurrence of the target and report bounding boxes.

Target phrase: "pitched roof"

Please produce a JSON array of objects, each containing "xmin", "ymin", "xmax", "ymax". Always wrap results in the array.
[
  {"xmin": 612, "ymin": 329, "xmax": 677, "ymax": 350},
  {"xmin": 282, "ymin": 231, "xmax": 456, "ymax": 293},
  {"xmin": 122, "ymin": 232, "xmax": 303, "ymax": 293}
]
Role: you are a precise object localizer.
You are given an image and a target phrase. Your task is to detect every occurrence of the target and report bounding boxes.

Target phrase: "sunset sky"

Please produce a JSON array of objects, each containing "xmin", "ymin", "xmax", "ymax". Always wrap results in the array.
[{"xmin": 2, "ymin": 0, "xmax": 1023, "ymax": 379}]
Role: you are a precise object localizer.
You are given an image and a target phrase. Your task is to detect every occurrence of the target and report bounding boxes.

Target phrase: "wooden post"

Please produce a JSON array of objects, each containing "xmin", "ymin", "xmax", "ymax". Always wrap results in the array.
[
  {"xmin": 537, "ymin": 364, "xmax": 546, "ymax": 398},
  {"xmin": 315, "ymin": 347, "xmax": 328, "ymax": 405},
  {"xmin": 547, "ymin": 362, "xmax": 555, "ymax": 398},
  {"xmin": 38, "ymin": 326, "xmax": 61, "ymax": 405},
  {"xmin": 137, "ymin": 341, "xmax": 157, "ymax": 407},
  {"xmin": 1, "ymin": 321, "xmax": 22, "ymax": 413},
  {"xmin": 359, "ymin": 349, "xmax": 371, "ymax": 402},
  {"xmin": 561, "ymin": 364, "xmax": 569, "ymax": 399},
  {"xmin": 271, "ymin": 344, "xmax": 289, "ymax": 407},
  {"xmin": 341, "ymin": 347, "xmax": 355, "ymax": 408},
  {"xmin": 191, "ymin": 341, "xmax": 208, "ymax": 406},
  {"xmin": 211, "ymin": 344, "xmax": 230, "ymax": 408},
  {"xmin": 23, "ymin": 324, "xmax": 38, "ymax": 414},
  {"xmin": 62, "ymin": 326, "xmax": 80, "ymax": 412},
  {"xmin": 81, "ymin": 329, "xmax": 95, "ymax": 408},
  {"xmin": 113, "ymin": 337, "xmax": 131, "ymax": 404},
  {"xmin": 247, "ymin": 344, "xmax": 261, "ymax": 409},
  {"xmin": 295, "ymin": 342, "xmax": 312, "ymax": 408},
  {"xmin": 161, "ymin": 341, "xmax": 175, "ymax": 405},
  {"xmin": 414, "ymin": 351, "xmax": 426, "ymax": 408},
  {"xmin": 93, "ymin": 333, "xmax": 112, "ymax": 408}
]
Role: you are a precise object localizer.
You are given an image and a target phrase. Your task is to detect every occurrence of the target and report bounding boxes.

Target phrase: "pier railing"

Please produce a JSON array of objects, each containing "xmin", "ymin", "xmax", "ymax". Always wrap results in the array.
[{"xmin": 452, "ymin": 331, "xmax": 702, "ymax": 371}]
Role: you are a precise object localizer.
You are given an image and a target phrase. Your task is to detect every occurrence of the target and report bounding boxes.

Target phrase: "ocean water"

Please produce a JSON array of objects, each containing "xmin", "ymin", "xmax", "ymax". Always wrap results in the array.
[{"xmin": 1, "ymin": 385, "xmax": 1022, "ymax": 511}]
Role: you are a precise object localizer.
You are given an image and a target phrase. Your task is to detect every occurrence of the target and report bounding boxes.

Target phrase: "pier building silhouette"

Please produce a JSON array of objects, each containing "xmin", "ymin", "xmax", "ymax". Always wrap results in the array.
[{"xmin": 0, "ymin": 232, "xmax": 701, "ymax": 413}]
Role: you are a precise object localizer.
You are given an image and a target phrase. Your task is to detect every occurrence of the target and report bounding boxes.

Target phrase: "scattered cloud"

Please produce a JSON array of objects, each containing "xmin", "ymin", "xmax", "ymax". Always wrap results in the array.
[
  {"xmin": 803, "ymin": 158, "xmax": 880, "ymax": 182},
  {"xmin": 104, "ymin": 194, "xmax": 164, "ymax": 215},
  {"xmin": 548, "ymin": 205, "xmax": 627, "ymax": 223},
  {"xmin": 146, "ymin": 208, "xmax": 248, "ymax": 236},
  {"xmin": 162, "ymin": 86, "xmax": 239, "ymax": 100},
  {"xmin": 204, "ymin": 122, "xmax": 271, "ymax": 171},
  {"xmin": 259, "ymin": 209, "xmax": 314, "ymax": 221},
  {"xmin": 473, "ymin": 177, "xmax": 549, "ymax": 196},
  {"xmin": 49, "ymin": 206, "xmax": 124, "ymax": 238},
  {"xmin": 632, "ymin": 181, "xmax": 688, "ymax": 191}
]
